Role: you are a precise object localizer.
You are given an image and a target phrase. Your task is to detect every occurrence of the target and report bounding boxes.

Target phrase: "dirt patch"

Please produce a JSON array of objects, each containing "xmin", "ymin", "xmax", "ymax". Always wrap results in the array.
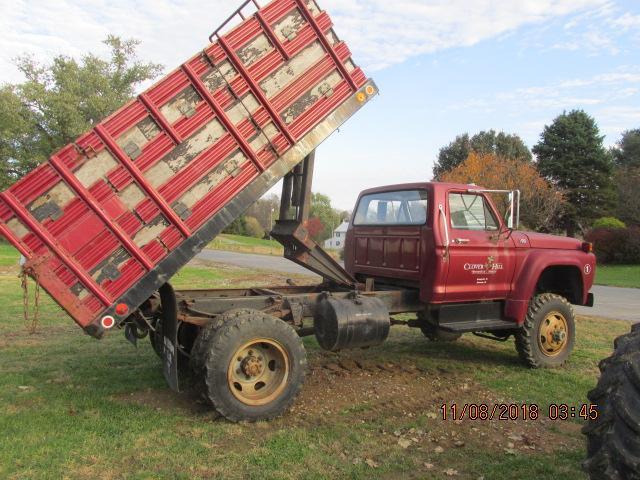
[
  {"xmin": 115, "ymin": 347, "xmax": 580, "ymax": 463},
  {"xmin": 282, "ymin": 349, "xmax": 580, "ymax": 457},
  {"xmin": 113, "ymin": 388, "xmax": 213, "ymax": 417}
]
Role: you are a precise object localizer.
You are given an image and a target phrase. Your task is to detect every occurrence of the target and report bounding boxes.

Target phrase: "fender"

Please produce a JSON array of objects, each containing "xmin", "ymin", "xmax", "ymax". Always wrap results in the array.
[{"xmin": 504, "ymin": 249, "xmax": 595, "ymax": 324}]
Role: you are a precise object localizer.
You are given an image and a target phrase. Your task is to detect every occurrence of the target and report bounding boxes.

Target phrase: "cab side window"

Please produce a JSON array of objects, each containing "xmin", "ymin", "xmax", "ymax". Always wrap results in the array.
[{"xmin": 449, "ymin": 193, "xmax": 498, "ymax": 231}]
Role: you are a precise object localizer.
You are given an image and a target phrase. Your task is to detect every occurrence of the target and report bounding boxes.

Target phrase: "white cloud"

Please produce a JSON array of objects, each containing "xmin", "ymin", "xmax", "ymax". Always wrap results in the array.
[
  {"xmin": 609, "ymin": 12, "xmax": 640, "ymax": 29},
  {"xmin": 324, "ymin": 0, "xmax": 609, "ymax": 70},
  {"xmin": 452, "ymin": 66, "xmax": 640, "ymax": 112},
  {"xmin": 452, "ymin": 67, "xmax": 640, "ymax": 145},
  {"xmin": 0, "ymin": 0, "xmax": 233, "ymax": 84},
  {"xmin": 524, "ymin": 1, "xmax": 639, "ymax": 56},
  {"xmin": 0, "ymin": 0, "xmax": 610, "ymax": 84}
]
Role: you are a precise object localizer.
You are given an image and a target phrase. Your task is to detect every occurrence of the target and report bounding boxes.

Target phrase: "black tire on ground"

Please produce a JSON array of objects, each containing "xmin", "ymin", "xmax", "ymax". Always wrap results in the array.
[
  {"xmin": 515, "ymin": 293, "xmax": 575, "ymax": 368},
  {"xmin": 202, "ymin": 309, "xmax": 306, "ymax": 422},
  {"xmin": 150, "ymin": 316, "xmax": 198, "ymax": 368},
  {"xmin": 149, "ymin": 316, "xmax": 163, "ymax": 358},
  {"xmin": 190, "ymin": 309, "xmax": 255, "ymax": 392},
  {"xmin": 582, "ymin": 324, "xmax": 640, "ymax": 480},
  {"xmin": 417, "ymin": 311, "xmax": 462, "ymax": 342}
]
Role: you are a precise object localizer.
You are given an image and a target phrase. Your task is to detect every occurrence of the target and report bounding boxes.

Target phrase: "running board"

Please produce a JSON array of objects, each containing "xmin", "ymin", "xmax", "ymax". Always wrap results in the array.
[
  {"xmin": 434, "ymin": 302, "xmax": 518, "ymax": 333},
  {"xmin": 439, "ymin": 319, "xmax": 517, "ymax": 333}
]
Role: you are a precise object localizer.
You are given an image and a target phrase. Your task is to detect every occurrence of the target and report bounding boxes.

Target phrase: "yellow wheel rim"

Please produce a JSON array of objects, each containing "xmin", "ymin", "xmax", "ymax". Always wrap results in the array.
[
  {"xmin": 538, "ymin": 311, "xmax": 569, "ymax": 357},
  {"xmin": 227, "ymin": 338, "xmax": 290, "ymax": 406}
]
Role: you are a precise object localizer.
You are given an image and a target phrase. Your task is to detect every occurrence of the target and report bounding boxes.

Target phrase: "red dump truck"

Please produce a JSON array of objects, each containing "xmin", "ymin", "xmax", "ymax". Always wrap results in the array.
[{"xmin": 0, "ymin": 0, "xmax": 598, "ymax": 425}]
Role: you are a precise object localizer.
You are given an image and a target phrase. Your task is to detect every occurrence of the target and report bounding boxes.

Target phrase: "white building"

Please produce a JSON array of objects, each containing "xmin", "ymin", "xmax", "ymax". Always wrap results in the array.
[{"xmin": 324, "ymin": 221, "xmax": 349, "ymax": 249}]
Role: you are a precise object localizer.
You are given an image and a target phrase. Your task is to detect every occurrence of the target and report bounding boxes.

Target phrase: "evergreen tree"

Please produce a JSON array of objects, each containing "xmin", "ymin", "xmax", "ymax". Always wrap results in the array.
[
  {"xmin": 533, "ymin": 110, "xmax": 616, "ymax": 236},
  {"xmin": 613, "ymin": 128, "xmax": 640, "ymax": 168}
]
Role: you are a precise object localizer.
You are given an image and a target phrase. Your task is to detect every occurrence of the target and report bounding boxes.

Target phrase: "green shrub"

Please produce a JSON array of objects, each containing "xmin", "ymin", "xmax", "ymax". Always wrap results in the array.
[
  {"xmin": 244, "ymin": 216, "xmax": 265, "ymax": 239},
  {"xmin": 592, "ymin": 217, "xmax": 626, "ymax": 229},
  {"xmin": 223, "ymin": 216, "xmax": 248, "ymax": 236}
]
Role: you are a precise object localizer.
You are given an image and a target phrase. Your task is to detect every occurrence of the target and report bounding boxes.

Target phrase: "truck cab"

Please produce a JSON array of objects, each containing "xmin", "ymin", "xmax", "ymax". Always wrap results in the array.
[{"xmin": 345, "ymin": 182, "xmax": 596, "ymax": 361}]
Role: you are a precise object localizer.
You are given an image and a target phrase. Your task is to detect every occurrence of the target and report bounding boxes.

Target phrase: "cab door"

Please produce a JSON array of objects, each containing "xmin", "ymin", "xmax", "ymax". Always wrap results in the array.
[{"xmin": 444, "ymin": 192, "xmax": 515, "ymax": 301}]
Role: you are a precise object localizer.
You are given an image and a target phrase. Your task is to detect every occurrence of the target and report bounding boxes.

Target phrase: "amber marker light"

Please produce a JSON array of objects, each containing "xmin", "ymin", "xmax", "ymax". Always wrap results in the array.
[
  {"xmin": 356, "ymin": 92, "xmax": 366, "ymax": 102},
  {"xmin": 582, "ymin": 242, "xmax": 593, "ymax": 253},
  {"xmin": 365, "ymin": 85, "xmax": 376, "ymax": 96}
]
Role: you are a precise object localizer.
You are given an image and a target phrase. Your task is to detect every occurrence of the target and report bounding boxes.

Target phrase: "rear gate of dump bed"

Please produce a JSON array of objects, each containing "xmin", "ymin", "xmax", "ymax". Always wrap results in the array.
[{"xmin": 0, "ymin": 0, "xmax": 375, "ymax": 337}]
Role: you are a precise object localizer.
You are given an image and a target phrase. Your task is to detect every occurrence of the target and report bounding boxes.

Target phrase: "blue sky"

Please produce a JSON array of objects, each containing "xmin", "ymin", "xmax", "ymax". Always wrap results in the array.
[{"xmin": 1, "ymin": 0, "xmax": 639, "ymax": 209}]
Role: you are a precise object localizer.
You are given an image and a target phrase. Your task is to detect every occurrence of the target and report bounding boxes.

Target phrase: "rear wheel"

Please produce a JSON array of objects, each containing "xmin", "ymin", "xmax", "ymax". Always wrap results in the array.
[
  {"xmin": 583, "ymin": 324, "xmax": 640, "ymax": 479},
  {"xmin": 515, "ymin": 293, "xmax": 575, "ymax": 368},
  {"xmin": 202, "ymin": 310, "xmax": 306, "ymax": 422},
  {"xmin": 190, "ymin": 309, "xmax": 254, "ymax": 392}
]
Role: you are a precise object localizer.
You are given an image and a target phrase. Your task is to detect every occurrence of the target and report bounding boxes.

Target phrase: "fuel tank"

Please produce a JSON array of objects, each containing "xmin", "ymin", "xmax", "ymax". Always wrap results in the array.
[{"xmin": 314, "ymin": 293, "xmax": 390, "ymax": 351}]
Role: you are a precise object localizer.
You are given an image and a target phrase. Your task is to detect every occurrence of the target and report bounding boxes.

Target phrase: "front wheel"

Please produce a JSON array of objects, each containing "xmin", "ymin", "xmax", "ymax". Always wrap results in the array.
[
  {"xmin": 515, "ymin": 293, "xmax": 575, "ymax": 368},
  {"xmin": 202, "ymin": 310, "xmax": 306, "ymax": 422}
]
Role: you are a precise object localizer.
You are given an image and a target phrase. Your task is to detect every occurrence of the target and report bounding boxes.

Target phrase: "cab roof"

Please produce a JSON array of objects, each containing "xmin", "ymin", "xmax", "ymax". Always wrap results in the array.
[{"xmin": 358, "ymin": 182, "xmax": 484, "ymax": 197}]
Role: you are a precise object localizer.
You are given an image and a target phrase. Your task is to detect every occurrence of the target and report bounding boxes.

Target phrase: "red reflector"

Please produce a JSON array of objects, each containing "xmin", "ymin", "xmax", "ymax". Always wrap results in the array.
[
  {"xmin": 582, "ymin": 242, "xmax": 593, "ymax": 253},
  {"xmin": 115, "ymin": 303, "xmax": 129, "ymax": 316},
  {"xmin": 101, "ymin": 316, "xmax": 115, "ymax": 329}
]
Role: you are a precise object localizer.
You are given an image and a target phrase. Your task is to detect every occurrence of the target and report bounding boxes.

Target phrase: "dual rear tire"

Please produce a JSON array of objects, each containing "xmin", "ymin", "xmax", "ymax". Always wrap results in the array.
[{"xmin": 190, "ymin": 309, "xmax": 307, "ymax": 422}]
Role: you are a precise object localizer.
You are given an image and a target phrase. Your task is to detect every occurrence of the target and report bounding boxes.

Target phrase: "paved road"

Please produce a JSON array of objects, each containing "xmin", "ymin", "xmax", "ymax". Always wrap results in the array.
[
  {"xmin": 197, "ymin": 249, "xmax": 318, "ymax": 277},
  {"xmin": 576, "ymin": 285, "xmax": 639, "ymax": 323},
  {"xmin": 196, "ymin": 249, "xmax": 638, "ymax": 322}
]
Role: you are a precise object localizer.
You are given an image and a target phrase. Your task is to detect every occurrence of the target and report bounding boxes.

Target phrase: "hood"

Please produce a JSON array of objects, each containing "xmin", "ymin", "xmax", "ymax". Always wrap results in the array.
[{"xmin": 522, "ymin": 232, "xmax": 582, "ymax": 250}]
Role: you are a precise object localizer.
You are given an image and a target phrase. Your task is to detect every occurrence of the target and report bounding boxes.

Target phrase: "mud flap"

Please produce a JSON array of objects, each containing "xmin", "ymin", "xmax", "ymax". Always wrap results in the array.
[{"xmin": 159, "ymin": 283, "xmax": 180, "ymax": 392}]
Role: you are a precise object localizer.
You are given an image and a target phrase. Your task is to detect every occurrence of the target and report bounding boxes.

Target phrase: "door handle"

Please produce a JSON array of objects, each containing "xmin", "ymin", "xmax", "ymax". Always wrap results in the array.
[{"xmin": 453, "ymin": 238, "xmax": 470, "ymax": 244}]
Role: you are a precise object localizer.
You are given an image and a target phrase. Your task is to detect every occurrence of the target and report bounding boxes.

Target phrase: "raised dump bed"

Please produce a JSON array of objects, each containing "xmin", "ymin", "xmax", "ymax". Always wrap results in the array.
[{"xmin": 0, "ymin": 0, "xmax": 376, "ymax": 338}]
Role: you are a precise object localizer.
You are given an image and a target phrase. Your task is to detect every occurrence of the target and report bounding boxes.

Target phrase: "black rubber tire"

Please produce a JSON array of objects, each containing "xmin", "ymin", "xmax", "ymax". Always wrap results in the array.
[
  {"xmin": 582, "ymin": 324, "xmax": 640, "ymax": 480},
  {"xmin": 149, "ymin": 317, "xmax": 163, "ymax": 358},
  {"xmin": 515, "ymin": 293, "xmax": 576, "ymax": 368},
  {"xmin": 202, "ymin": 310, "xmax": 306, "ymax": 422},
  {"xmin": 189, "ymin": 309, "xmax": 255, "ymax": 392},
  {"xmin": 417, "ymin": 311, "xmax": 462, "ymax": 342}
]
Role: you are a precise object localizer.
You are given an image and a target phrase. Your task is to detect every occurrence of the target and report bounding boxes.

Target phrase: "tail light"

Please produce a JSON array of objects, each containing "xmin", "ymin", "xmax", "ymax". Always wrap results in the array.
[
  {"xmin": 101, "ymin": 315, "xmax": 115, "ymax": 329},
  {"xmin": 582, "ymin": 242, "xmax": 593, "ymax": 253}
]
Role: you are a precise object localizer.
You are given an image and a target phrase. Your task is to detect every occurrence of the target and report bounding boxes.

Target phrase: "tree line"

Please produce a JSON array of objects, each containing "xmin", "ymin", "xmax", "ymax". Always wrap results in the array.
[
  {"xmin": 433, "ymin": 118, "xmax": 640, "ymax": 240},
  {"xmin": 224, "ymin": 192, "xmax": 348, "ymax": 244}
]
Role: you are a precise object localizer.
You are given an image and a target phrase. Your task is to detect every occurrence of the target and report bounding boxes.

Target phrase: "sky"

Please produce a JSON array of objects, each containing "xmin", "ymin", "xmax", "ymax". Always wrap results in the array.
[{"xmin": 1, "ymin": 0, "xmax": 639, "ymax": 210}]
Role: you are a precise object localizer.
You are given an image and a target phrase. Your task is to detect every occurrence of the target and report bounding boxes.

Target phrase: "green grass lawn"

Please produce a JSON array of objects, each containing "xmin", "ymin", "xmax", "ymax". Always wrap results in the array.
[
  {"xmin": 207, "ymin": 234, "xmax": 341, "ymax": 260},
  {"xmin": 0, "ymin": 242, "xmax": 632, "ymax": 479},
  {"xmin": 0, "ymin": 242, "xmax": 19, "ymax": 266},
  {"xmin": 595, "ymin": 264, "xmax": 640, "ymax": 288},
  {"xmin": 209, "ymin": 234, "xmax": 284, "ymax": 256}
]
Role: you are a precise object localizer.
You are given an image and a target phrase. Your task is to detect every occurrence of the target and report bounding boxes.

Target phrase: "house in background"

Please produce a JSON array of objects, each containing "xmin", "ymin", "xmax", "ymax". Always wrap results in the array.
[{"xmin": 324, "ymin": 221, "xmax": 349, "ymax": 249}]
